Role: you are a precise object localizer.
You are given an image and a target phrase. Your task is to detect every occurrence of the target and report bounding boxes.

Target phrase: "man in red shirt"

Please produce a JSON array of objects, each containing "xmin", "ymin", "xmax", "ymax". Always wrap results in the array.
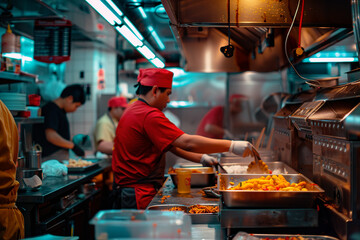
[
  {"xmin": 196, "ymin": 94, "xmax": 245, "ymax": 139},
  {"xmin": 112, "ymin": 68, "xmax": 256, "ymax": 209}
]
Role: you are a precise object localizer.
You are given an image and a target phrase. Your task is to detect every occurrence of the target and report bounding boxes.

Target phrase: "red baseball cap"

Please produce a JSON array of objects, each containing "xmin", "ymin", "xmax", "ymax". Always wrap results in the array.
[
  {"xmin": 108, "ymin": 96, "xmax": 128, "ymax": 108},
  {"xmin": 229, "ymin": 94, "xmax": 247, "ymax": 103},
  {"xmin": 137, "ymin": 68, "xmax": 174, "ymax": 89}
]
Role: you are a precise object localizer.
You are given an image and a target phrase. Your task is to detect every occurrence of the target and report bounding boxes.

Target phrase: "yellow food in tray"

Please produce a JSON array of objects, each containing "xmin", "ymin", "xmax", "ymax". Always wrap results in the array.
[
  {"xmin": 228, "ymin": 175, "xmax": 309, "ymax": 191},
  {"xmin": 67, "ymin": 158, "xmax": 94, "ymax": 168}
]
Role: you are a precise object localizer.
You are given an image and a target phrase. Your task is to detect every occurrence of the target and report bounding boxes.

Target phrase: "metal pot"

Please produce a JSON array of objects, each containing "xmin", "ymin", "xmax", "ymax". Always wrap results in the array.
[{"xmin": 306, "ymin": 76, "xmax": 340, "ymax": 88}]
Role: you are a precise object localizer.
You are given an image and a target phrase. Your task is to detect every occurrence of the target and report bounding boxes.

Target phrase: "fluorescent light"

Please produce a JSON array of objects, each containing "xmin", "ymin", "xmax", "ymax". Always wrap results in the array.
[
  {"xmin": 150, "ymin": 57, "xmax": 165, "ymax": 68},
  {"xmin": 138, "ymin": 6, "xmax": 147, "ymax": 19},
  {"xmin": 115, "ymin": 26, "xmax": 143, "ymax": 47},
  {"xmin": 148, "ymin": 26, "xmax": 165, "ymax": 50},
  {"xmin": 137, "ymin": 45, "xmax": 155, "ymax": 59},
  {"xmin": 2, "ymin": 53, "xmax": 33, "ymax": 61},
  {"xmin": 124, "ymin": 17, "xmax": 144, "ymax": 40},
  {"xmin": 2, "ymin": 53, "xmax": 22, "ymax": 59},
  {"xmin": 303, "ymin": 57, "xmax": 358, "ymax": 63},
  {"xmin": 85, "ymin": 0, "xmax": 121, "ymax": 25},
  {"xmin": 105, "ymin": 0, "xmax": 123, "ymax": 16}
]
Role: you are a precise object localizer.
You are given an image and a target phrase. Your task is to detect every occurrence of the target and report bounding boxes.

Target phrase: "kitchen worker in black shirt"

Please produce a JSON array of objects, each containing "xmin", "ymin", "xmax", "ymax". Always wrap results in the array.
[{"xmin": 33, "ymin": 84, "xmax": 86, "ymax": 161}]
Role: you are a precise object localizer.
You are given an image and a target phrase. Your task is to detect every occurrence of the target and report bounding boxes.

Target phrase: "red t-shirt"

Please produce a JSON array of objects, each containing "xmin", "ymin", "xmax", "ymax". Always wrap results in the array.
[
  {"xmin": 196, "ymin": 106, "xmax": 224, "ymax": 139},
  {"xmin": 112, "ymin": 100, "xmax": 184, "ymax": 186}
]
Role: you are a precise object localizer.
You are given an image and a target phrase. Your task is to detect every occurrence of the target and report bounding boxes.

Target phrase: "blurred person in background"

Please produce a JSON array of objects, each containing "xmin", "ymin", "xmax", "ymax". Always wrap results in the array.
[
  {"xmin": 111, "ymin": 68, "xmax": 258, "ymax": 209},
  {"xmin": 94, "ymin": 96, "xmax": 128, "ymax": 155},
  {"xmin": 33, "ymin": 84, "xmax": 86, "ymax": 161},
  {"xmin": 0, "ymin": 100, "xmax": 24, "ymax": 239},
  {"xmin": 196, "ymin": 94, "xmax": 246, "ymax": 139}
]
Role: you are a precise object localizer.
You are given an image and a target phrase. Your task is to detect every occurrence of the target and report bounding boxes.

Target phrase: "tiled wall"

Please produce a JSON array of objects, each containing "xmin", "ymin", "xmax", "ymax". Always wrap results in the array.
[{"xmin": 65, "ymin": 42, "xmax": 117, "ymax": 141}]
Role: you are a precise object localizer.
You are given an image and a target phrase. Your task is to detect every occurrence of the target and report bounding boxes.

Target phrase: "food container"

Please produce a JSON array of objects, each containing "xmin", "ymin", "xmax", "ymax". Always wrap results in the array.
[
  {"xmin": 147, "ymin": 204, "xmax": 219, "ymax": 224},
  {"xmin": 170, "ymin": 167, "xmax": 215, "ymax": 187},
  {"xmin": 90, "ymin": 209, "xmax": 191, "ymax": 239},
  {"xmin": 28, "ymin": 94, "xmax": 41, "ymax": 106},
  {"xmin": 233, "ymin": 232, "xmax": 339, "ymax": 240},
  {"xmin": 218, "ymin": 174, "xmax": 324, "ymax": 208},
  {"xmin": 16, "ymin": 168, "xmax": 43, "ymax": 191},
  {"xmin": 187, "ymin": 204, "xmax": 219, "ymax": 224},
  {"xmin": 218, "ymin": 162, "xmax": 298, "ymax": 174},
  {"xmin": 147, "ymin": 204, "xmax": 187, "ymax": 212}
]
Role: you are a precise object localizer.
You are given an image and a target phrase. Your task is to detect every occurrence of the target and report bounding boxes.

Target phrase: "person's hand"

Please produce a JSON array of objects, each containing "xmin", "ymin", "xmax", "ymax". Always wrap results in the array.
[
  {"xmin": 72, "ymin": 144, "xmax": 85, "ymax": 157},
  {"xmin": 229, "ymin": 140, "xmax": 254, "ymax": 157},
  {"xmin": 200, "ymin": 154, "xmax": 218, "ymax": 167},
  {"xmin": 223, "ymin": 129, "xmax": 234, "ymax": 139}
]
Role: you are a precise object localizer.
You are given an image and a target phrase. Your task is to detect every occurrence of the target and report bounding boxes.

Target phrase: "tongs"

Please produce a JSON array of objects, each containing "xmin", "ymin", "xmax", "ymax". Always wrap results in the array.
[
  {"xmin": 247, "ymin": 149, "xmax": 270, "ymax": 174},
  {"xmin": 217, "ymin": 163, "xmax": 228, "ymax": 174}
]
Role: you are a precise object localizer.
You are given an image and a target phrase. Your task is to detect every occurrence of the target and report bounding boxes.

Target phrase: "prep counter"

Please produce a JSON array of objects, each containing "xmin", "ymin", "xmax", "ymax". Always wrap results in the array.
[
  {"xmin": 17, "ymin": 158, "xmax": 112, "ymax": 238},
  {"xmin": 147, "ymin": 176, "xmax": 223, "ymax": 239}
]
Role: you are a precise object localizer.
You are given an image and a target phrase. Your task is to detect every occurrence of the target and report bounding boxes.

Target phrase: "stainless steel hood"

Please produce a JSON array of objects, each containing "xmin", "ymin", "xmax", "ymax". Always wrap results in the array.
[{"xmin": 162, "ymin": 0, "xmax": 353, "ymax": 72}]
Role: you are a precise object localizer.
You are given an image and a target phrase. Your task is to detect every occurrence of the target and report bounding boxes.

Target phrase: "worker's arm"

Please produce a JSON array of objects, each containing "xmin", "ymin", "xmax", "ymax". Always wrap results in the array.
[
  {"xmin": 170, "ymin": 146, "xmax": 218, "ymax": 167},
  {"xmin": 170, "ymin": 147, "xmax": 203, "ymax": 163},
  {"xmin": 97, "ymin": 140, "xmax": 114, "ymax": 155},
  {"xmin": 172, "ymin": 133, "xmax": 231, "ymax": 153},
  {"xmin": 45, "ymin": 128, "xmax": 74, "ymax": 149}
]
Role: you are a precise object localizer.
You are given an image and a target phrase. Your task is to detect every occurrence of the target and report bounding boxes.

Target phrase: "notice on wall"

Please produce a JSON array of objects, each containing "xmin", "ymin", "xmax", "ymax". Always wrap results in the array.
[{"xmin": 34, "ymin": 19, "xmax": 72, "ymax": 64}]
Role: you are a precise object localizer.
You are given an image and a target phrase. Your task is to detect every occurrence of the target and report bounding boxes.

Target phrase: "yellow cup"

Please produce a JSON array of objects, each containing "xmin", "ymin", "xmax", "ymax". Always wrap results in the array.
[{"xmin": 175, "ymin": 168, "xmax": 191, "ymax": 194}]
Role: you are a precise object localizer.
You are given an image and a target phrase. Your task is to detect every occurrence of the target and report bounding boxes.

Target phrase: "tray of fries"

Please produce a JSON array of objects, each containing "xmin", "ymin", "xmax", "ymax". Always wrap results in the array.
[
  {"xmin": 65, "ymin": 158, "xmax": 100, "ymax": 173},
  {"xmin": 218, "ymin": 174, "xmax": 324, "ymax": 208}
]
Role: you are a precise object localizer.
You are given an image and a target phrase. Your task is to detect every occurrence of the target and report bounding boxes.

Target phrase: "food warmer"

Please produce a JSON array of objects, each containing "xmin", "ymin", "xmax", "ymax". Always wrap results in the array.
[
  {"xmin": 308, "ymin": 79, "xmax": 360, "ymax": 240},
  {"xmin": 273, "ymin": 89, "xmax": 317, "ymax": 175}
]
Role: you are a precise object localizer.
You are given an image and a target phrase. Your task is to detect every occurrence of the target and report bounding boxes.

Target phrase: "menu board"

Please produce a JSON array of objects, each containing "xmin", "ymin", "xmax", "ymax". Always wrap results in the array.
[{"xmin": 34, "ymin": 19, "xmax": 72, "ymax": 64}]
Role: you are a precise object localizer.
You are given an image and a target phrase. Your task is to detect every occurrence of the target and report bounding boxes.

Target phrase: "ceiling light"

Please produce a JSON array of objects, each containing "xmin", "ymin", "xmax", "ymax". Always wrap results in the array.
[
  {"xmin": 85, "ymin": 0, "xmax": 121, "ymax": 25},
  {"xmin": 85, "ymin": 0, "xmax": 165, "ymax": 68},
  {"xmin": 115, "ymin": 26, "xmax": 143, "ymax": 47},
  {"xmin": 137, "ymin": 45, "xmax": 155, "ymax": 59},
  {"xmin": 124, "ymin": 17, "xmax": 144, "ymax": 40},
  {"xmin": 138, "ymin": 7, "xmax": 147, "ymax": 19},
  {"xmin": 104, "ymin": 0, "xmax": 123, "ymax": 16},
  {"xmin": 303, "ymin": 57, "xmax": 358, "ymax": 63},
  {"xmin": 150, "ymin": 58, "xmax": 165, "ymax": 68},
  {"xmin": 148, "ymin": 26, "xmax": 165, "ymax": 50}
]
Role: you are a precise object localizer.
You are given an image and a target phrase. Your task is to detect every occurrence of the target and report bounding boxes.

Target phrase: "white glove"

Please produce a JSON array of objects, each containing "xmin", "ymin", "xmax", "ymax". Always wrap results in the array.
[
  {"xmin": 229, "ymin": 140, "xmax": 254, "ymax": 157},
  {"xmin": 200, "ymin": 154, "xmax": 218, "ymax": 167},
  {"xmin": 223, "ymin": 129, "xmax": 234, "ymax": 139}
]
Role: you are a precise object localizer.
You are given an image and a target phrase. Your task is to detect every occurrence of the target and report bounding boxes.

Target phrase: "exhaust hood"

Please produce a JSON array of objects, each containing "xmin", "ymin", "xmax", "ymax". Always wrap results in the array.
[{"xmin": 162, "ymin": 0, "xmax": 353, "ymax": 72}]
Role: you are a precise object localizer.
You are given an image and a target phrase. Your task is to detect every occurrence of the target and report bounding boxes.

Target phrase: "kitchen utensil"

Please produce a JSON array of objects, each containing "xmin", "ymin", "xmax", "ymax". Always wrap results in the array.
[{"xmin": 217, "ymin": 163, "xmax": 228, "ymax": 173}]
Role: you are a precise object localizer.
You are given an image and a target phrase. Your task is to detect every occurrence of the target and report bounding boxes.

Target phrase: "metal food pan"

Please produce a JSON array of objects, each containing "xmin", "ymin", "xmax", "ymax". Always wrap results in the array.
[
  {"xmin": 147, "ymin": 204, "xmax": 219, "ymax": 224},
  {"xmin": 146, "ymin": 204, "xmax": 187, "ymax": 212},
  {"xmin": 170, "ymin": 167, "xmax": 215, "ymax": 187},
  {"xmin": 218, "ymin": 162, "xmax": 298, "ymax": 174},
  {"xmin": 251, "ymin": 234, "xmax": 339, "ymax": 240},
  {"xmin": 218, "ymin": 174, "xmax": 324, "ymax": 208},
  {"xmin": 187, "ymin": 204, "xmax": 219, "ymax": 224}
]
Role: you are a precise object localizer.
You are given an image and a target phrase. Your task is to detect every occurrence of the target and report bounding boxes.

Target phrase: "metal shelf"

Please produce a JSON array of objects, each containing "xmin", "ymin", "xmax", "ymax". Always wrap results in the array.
[
  {"xmin": 14, "ymin": 117, "xmax": 44, "ymax": 124},
  {"xmin": 0, "ymin": 72, "xmax": 35, "ymax": 84}
]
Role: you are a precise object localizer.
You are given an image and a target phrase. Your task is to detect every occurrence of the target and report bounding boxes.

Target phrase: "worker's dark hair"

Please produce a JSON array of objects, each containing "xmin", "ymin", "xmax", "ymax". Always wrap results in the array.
[
  {"xmin": 60, "ymin": 84, "xmax": 86, "ymax": 104},
  {"xmin": 134, "ymin": 83, "xmax": 167, "ymax": 95}
]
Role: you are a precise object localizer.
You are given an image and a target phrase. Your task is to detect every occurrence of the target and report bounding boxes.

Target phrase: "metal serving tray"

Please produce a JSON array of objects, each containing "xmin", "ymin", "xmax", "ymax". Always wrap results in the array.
[
  {"xmin": 147, "ymin": 204, "xmax": 219, "ymax": 224},
  {"xmin": 218, "ymin": 174, "xmax": 324, "ymax": 208},
  {"xmin": 218, "ymin": 162, "xmax": 298, "ymax": 174},
  {"xmin": 170, "ymin": 167, "xmax": 216, "ymax": 187},
  {"xmin": 250, "ymin": 234, "xmax": 339, "ymax": 240},
  {"xmin": 67, "ymin": 162, "xmax": 99, "ymax": 173}
]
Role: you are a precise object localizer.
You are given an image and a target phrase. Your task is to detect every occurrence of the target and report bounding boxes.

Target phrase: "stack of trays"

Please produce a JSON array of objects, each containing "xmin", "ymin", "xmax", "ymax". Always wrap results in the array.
[{"xmin": 0, "ymin": 92, "xmax": 26, "ymax": 111}]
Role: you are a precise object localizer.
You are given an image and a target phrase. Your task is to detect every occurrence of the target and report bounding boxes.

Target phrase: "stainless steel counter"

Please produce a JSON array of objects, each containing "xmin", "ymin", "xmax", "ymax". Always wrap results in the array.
[{"xmin": 148, "ymin": 176, "xmax": 219, "ymax": 206}]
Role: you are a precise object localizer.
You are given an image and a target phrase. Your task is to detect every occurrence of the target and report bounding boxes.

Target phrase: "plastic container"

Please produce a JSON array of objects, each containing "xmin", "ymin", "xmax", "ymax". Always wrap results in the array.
[
  {"xmin": 90, "ymin": 210, "xmax": 192, "ymax": 239},
  {"xmin": 175, "ymin": 168, "xmax": 191, "ymax": 193},
  {"xmin": 28, "ymin": 94, "xmax": 41, "ymax": 106},
  {"xmin": 27, "ymin": 106, "xmax": 40, "ymax": 118},
  {"xmin": 1, "ymin": 24, "xmax": 15, "ymax": 53}
]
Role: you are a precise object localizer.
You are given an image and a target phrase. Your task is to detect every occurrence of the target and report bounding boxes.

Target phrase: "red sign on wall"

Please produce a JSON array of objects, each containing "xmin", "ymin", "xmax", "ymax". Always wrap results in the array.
[{"xmin": 34, "ymin": 19, "xmax": 72, "ymax": 64}]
